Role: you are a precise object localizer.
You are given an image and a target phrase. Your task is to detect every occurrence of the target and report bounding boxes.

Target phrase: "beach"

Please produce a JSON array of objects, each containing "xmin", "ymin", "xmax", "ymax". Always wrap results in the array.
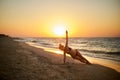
[{"xmin": 0, "ymin": 36, "xmax": 120, "ymax": 80}]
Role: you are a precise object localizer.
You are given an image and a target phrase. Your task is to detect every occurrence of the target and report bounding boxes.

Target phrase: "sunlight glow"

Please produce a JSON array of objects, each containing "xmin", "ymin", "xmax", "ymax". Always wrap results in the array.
[{"xmin": 53, "ymin": 24, "xmax": 66, "ymax": 36}]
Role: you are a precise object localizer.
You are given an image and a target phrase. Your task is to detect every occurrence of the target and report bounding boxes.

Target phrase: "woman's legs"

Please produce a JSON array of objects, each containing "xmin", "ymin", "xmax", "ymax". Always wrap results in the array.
[
  {"xmin": 74, "ymin": 56, "xmax": 91, "ymax": 64},
  {"xmin": 75, "ymin": 50, "xmax": 91, "ymax": 64}
]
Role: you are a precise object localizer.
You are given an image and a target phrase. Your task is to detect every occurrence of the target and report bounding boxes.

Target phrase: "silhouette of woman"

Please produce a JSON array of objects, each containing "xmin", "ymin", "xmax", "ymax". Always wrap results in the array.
[{"xmin": 59, "ymin": 30, "xmax": 91, "ymax": 64}]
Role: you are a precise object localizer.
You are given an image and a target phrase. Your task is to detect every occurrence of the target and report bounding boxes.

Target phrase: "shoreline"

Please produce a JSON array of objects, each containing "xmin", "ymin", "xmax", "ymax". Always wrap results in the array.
[
  {"xmin": 0, "ymin": 37, "xmax": 120, "ymax": 80},
  {"xmin": 26, "ymin": 41, "xmax": 120, "ymax": 73},
  {"xmin": 85, "ymin": 56, "xmax": 120, "ymax": 73}
]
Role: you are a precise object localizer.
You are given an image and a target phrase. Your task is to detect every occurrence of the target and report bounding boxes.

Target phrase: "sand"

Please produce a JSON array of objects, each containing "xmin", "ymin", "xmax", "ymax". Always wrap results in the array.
[{"xmin": 0, "ymin": 36, "xmax": 120, "ymax": 80}]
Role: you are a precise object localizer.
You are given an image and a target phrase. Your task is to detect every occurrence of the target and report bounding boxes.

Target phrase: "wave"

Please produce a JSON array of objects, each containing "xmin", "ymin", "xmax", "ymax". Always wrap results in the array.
[
  {"xmin": 39, "ymin": 42, "xmax": 51, "ymax": 46},
  {"xmin": 30, "ymin": 40, "xmax": 51, "ymax": 46},
  {"xmin": 79, "ymin": 49, "xmax": 120, "ymax": 55}
]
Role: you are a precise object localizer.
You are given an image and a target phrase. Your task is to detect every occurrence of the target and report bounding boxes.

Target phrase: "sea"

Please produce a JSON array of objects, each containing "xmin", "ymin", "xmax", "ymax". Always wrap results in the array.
[{"xmin": 15, "ymin": 37, "xmax": 120, "ymax": 62}]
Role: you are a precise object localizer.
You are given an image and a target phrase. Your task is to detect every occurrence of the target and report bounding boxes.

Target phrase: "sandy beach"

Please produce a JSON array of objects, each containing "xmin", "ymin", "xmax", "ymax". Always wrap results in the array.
[{"xmin": 0, "ymin": 36, "xmax": 120, "ymax": 80}]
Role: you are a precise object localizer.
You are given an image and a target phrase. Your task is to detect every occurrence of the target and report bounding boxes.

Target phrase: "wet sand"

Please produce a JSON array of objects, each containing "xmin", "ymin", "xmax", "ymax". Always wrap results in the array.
[{"xmin": 0, "ymin": 36, "xmax": 120, "ymax": 80}]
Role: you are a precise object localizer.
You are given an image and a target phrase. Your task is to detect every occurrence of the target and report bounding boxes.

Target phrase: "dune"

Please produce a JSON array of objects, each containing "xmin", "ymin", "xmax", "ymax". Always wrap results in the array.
[{"xmin": 0, "ymin": 36, "xmax": 120, "ymax": 80}]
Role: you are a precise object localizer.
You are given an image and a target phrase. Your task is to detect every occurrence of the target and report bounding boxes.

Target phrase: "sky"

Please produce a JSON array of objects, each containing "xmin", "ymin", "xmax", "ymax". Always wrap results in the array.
[{"xmin": 0, "ymin": 0, "xmax": 120, "ymax": 37}]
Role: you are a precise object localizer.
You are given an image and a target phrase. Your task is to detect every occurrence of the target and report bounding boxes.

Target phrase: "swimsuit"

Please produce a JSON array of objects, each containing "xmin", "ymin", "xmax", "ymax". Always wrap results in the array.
[{"xmin": 67, "ymin": 48, "xmax": 77, "ymax": 58}]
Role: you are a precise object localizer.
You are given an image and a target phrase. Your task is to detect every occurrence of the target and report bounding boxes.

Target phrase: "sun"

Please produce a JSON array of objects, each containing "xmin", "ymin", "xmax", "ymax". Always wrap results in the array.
[{"xmin": 53, "ymin": 24, "xmax": 66, "ymax": 36}]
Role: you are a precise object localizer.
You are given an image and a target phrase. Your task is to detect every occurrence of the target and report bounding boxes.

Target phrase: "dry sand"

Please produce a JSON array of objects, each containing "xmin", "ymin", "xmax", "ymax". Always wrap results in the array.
[{"xmin": 0, "ymin": 36, "xmax": 120, "ymax": 80}]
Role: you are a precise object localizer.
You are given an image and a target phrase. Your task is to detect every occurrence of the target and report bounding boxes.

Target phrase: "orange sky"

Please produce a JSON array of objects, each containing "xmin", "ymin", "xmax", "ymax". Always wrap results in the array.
[{"xmin": 0, "ymin": 0, "xmax": 120, "ymax": 37}]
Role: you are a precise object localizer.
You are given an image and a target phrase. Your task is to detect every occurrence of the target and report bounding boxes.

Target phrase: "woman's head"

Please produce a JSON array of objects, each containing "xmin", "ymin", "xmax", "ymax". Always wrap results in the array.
[{"xmin": 59, "ymin": 44, "xmax": 64, "ymax": 50}]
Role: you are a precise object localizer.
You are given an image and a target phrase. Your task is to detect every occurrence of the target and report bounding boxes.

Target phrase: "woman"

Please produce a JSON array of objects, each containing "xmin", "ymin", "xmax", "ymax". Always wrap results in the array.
[
  {"xmin": 59, "ymin": 44, "xmax": 91, "ymax": 64},
  {"xmin": 59, "ymin": 30, "xmax": 91, "ymax": 64}
]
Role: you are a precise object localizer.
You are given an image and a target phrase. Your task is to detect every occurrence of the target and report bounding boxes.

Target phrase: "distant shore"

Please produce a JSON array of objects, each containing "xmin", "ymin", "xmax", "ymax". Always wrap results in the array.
[{"xmin": 0, "ymin": 35, "xmax": 120, "ymax": 80}]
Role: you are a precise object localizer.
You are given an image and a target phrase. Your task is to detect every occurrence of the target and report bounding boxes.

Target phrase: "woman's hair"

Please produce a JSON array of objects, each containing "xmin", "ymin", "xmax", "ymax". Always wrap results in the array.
[{"xmin": 59, "ymin": 44, "xmax": 64, "ymax": 50}]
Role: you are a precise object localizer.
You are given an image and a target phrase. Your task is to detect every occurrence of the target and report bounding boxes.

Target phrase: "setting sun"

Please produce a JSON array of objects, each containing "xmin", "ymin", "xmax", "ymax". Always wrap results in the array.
[{"xmin": 53, "ymin": 24, "xmax": 66, "ymax": 36}]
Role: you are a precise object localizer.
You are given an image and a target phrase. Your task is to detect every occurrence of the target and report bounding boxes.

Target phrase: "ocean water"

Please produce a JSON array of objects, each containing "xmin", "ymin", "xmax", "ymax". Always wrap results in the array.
[{"xmin": 15, "ymin": 37, "xmax": 120, "ymax": 62}]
